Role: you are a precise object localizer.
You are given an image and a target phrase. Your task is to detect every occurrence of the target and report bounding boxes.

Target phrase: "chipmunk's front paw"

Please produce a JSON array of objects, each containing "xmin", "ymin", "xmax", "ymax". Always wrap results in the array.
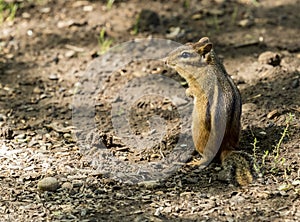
[
  {"xmin": 186, "ymin": 157, "xmax": 208, "ymax": 169},
  {"xmin": 219, "ymin": 151, "xmax": 253, "ymax": 186}
]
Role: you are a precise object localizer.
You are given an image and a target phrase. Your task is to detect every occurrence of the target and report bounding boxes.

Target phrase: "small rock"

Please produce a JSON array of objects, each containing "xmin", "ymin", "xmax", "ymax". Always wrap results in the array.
[
  {"xmin": 65, "ymin": 50, "xmax": 76, "ymax": 58},
  {"xmin": 214, "ymin": 166, "xmax": 222, "ymax": 171},
  {"xmin": 279, "ymin": 191, "xmax": 289, "ymax": 197},
  {"xmin": 38, "ymin": 177, "xmax": 59, "ymax": 191},
  {"xmin": 242, "ymin": 103, "xmax": 257, "ymax": 113},
  {"xmin": 33, "ymin": 86, "xmax": 42, "ymax": 94},
  {"xmin": 5, "ymin": 54, "xmax": 14, "ymax": 59},
  {"xmin": 267, "ymin": 109, "xmax": 279, "ymax": 119},
  {"xmin": 61, "ymin": 182, "xmax": 73, "ymax": 190},
  {"xmin": 22, "ymin": 12, "xmax": 31, "ymax": 19},
  {"xmin": 172, "ymin": 96, "xmax": 188, "ymax": 106},
  {"xmin": 150, "ymin": 153, "xmax": 160, "ymax": 159},
  {"xmin": 40, "ymin": 7, "xmax": 51, "ymax": 13},
  {"xmin": 166, "ymin": 27, "xmax": 183, "ymax": 39},
  {"xmin": 118, "ymin": 156, "xmax": 128, "ymax": 161},
  {"xmin": 231, "ymin": 195, "xmax": 245, "ymax": 204},
  {"xmin": 258, "ymin": 51, "xmax": 281, "ymax": 66},
  {"xmin": 277, "ymin": 183, "xmax": 290, "ymax": 191},
  {"xmin": 191, "ymin": 13, "xmax": 202, "ymax": 20},
  {"xmin": 40, "ymin": 94, "xmax": 48, "ymax": 99},
  {"xmin": 83, "ymin": 5, "xmax": 93, "ymax": 12},
  {"xmin": 154, "ymin": 206, "xmax": 163, "ymax": 216},
  {"xmin": 163, "ymin": 206, "xmax": 172, "ymax": 213},
  {"xmin": 292, "ymin": 180, "xmax": 300, "ymax": 186},
  {"xmin": 291, "ymin": 79, "xmax": 299, "ymax": 89},
  {"xmin": 238, "ymin": 19, "xmax": 254, "ymax": 27},
  {"xmin": 138, "ymin": 180, "xmax": 160, "ymax": 189},
  {"xmin": 63, "ymin": 133, "xmax": 72, "ymax": 139},
  {"xmin": 258, "ymin": 131, "xmax": 267, "ymax": 135},
  {"xmin": 48, "ymin": 73, "xmax": 59, "ymax": 80},
  {"xmin": 15, "ymin": 133, "xmax": 26, "ymax": 139},
  {"xmin": 57, "ymin": 20, "xmax": 75, "ymax": 28}
]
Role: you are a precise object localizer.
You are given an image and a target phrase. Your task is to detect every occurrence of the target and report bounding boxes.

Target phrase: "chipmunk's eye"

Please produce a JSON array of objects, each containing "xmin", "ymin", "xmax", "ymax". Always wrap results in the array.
[{"xmin": 180, "ymin": 52, "xmax": 192, "ymax": 58}]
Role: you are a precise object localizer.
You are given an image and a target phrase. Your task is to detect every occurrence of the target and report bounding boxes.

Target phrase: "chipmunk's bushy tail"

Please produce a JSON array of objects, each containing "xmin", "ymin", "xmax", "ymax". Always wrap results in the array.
[{"xmin": 219, "ymin": 151, "xmax": 254, "ymax": 186}]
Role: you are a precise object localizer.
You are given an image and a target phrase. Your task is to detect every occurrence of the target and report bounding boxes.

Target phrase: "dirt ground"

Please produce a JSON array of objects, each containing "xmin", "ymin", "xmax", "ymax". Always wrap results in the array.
[{"xmin": 0, "ymin": 0, "xmax": 299, "ymax": 221}]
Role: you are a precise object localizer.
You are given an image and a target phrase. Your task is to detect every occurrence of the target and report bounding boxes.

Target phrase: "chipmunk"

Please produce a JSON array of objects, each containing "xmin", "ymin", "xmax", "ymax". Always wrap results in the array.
[{"xmin": 165, "ymin": 37, "xmax": 253, "ymax": 186}]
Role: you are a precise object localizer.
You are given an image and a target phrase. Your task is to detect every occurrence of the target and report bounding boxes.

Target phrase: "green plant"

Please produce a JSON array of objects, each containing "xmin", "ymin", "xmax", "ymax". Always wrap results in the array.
[
  {"xmin": 251, "ymin": 113, "xmax": 294, "ymax": 176},
  {"xmin": 0, "ymin": 0, "xmax": 18, "ymax": 23},
  {"xmin": 231, "ymin": 5, "xmax": 238, "ymax": 26},
  {"xmin": 132, "ymin": 14, "xmax": 140, "ymax": 35},
  {"xmin": 270, "ymin": 113, "xmax": 293, "ymax": 173},
  {"xmin": 205, "ymin": 15, "xmax": 220, "ymax": 33},
  {"xmin": 213, "ymin": 15, "xmax": 220, "ymax": 31},
  {"xmin": 183, "ymin": 0, "xmax": 190, "ymax": 9},
  {"xmin": 252, "ymin": 137, "xmax": 260, "ymax": 174},
  {"xmin": 251, "ymin": 0, "xmax": 259, "ymax": 7},
  {"xmin": 262, "ymin": 150, "xmax": 269, "ymax": 167},
  {"xmin": 106, "ymin": 0, "xmax": 115, "ymax": 9},
  {"xmin": 273, "ymin": 113, "xmax": 293, "ymax": 159},
  {"xmin": 98, "ymin": 28, "xmax": 113, "ymax": 55}
]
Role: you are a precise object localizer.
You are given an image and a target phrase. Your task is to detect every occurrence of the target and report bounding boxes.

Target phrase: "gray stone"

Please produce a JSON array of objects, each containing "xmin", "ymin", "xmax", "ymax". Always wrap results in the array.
[{"xmin": 38, "ymin": 177, "xmax": 59, "ymax": 191}]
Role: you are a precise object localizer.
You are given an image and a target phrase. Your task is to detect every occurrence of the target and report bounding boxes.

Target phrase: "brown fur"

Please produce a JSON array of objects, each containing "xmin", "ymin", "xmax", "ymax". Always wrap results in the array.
[{"xmin": 166, "ymin": 37, "xmax": 253, "ymax": 186}]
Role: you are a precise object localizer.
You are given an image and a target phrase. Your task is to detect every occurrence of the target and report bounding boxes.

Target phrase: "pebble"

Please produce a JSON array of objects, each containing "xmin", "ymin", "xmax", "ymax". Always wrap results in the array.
[
  {"xmin": 48, "ymin": 73, "xmax": 59, "ymax": 80},
  {"xmin": 279, "ymin": 191, "xmax": 289, "ymax": 197},
  {"xmin": 138, "ymin": 180, "xmax": 160, "ymax": 189},
  {"xmin": 267, "ymin": 109, "xmax": 279, "ymax": 119},
  {"xmin": 57, "ymin": 20, "xmax": 75, "ymax": 28},
  {"xmin": 231, "ymin": 195, "xmax": 245, "ymax": 204},
  {"xmin": 166, "ymin": 27, "xmax": 182, "ymax": 39},
  {"xmin": 33, "ymin": 86, "xmax": 42, "ymax": 94},
  {"xmin": 22, "ymin": 12, "xmax": 31, "ymax": 19},
  {"xmin": 163, "ymin": 206, "xmax": 172, "ymax": 213},
  {"xmin": 238, "ymin": 19, "xmax": 254, "ymax": 27},
  {"xmin": 291, "ymin": 79, "xmax": 299, "ymax": 89},
  {"xmin": 38, "ymin": 177, "xmax": 59, "ymax": 191},
  {"xmin": 171, "ymin": 96, "xmax": 188, "ymax": 106},
  {"xmin": 242, "ymin": 103, "xmax": 257, "ymax": 113},
  {"xmin": 192, "ymin": 13, "xmax": 202, "ymax": 20},
  {"xmin": 63, "ymin": 133, "xmax": 72, "ymax": 139},
  {"xmin": 61, "ymin": 182, "xmax": 73, "ymax": 190},
  {"xmin": 15, "ymin": 133, "xmax": 26, "ymax": 139},
  {"xmin": 154, "ymin": 206, "xmax": 163, "ymax": 216},
  {"xmin": 40, "ymin": 7, "xmax": 51, "ymax": 13},
  {"xmin": 292, "ymin": 180, "xmax": 300, "ymax": 186},
  {"xmin": 65, "ymin": 50, "xmax": 76, "ymax": 58},
  {"xmin": 83, "ymin": 5, "xmax": 93, "ymax": 12}
]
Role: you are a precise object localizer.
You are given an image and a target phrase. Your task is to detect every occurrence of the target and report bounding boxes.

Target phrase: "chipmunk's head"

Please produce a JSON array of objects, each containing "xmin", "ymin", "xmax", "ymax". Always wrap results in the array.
[{"xmin": 165, "ymin": 37, "xmax": 213, "ymax": 70}]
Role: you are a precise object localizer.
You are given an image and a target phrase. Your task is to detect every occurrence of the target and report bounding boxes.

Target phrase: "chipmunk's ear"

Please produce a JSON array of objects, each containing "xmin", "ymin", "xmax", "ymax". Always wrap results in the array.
[
  {"xmin": 192, "ymin": 37, "xmax": 213, "ymax": 56},
  {"xmin": 200, "ymin": 43, "xmax": 212, "ymax": 56},
  {"xmin": 193, "ymin": 42, "xmax": 212, "ymax": 57},
  {"xmin": 198, "ymin": 37, "xmax": 210, "ymax": 44}
]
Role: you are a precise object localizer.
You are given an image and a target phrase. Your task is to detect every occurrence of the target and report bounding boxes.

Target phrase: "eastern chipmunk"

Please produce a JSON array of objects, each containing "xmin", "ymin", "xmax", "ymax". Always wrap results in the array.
[{"xmin": 166, "ymin": 37, "xmax": 253, "ymax": 186}]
